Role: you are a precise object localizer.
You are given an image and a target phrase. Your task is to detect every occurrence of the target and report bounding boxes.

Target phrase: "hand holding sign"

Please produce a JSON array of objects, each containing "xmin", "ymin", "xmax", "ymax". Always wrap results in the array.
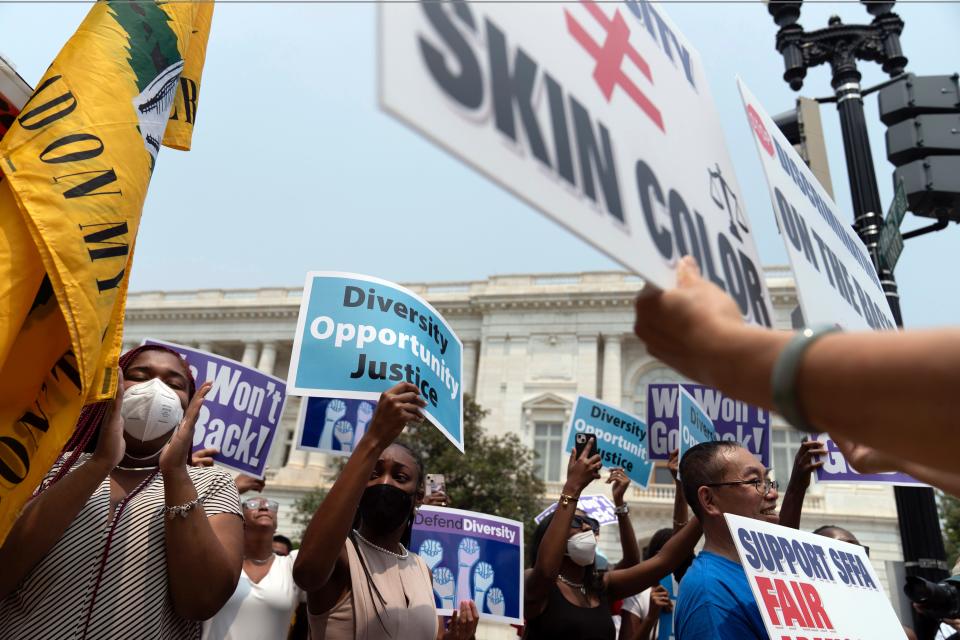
[
  {"xmin": 606, "ymin": 468, "xmax": 631, "ymax": 506},
  {"xmin": 789, "ymin": 438, "xmax": 827, "ymax": 489},
  {"xmin": 364, "ymin": 382, "xmax": 425, "ymax": 451}
]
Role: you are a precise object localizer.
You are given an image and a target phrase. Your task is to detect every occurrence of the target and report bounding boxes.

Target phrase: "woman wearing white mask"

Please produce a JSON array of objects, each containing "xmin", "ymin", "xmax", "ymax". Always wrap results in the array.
[
  {"xmin": 0, "ymin": 345, "xmax": 243, "ymax": 640},
  {"xmin": 523, "ymin": 442, "xmax": 702, "ymax": 640}
]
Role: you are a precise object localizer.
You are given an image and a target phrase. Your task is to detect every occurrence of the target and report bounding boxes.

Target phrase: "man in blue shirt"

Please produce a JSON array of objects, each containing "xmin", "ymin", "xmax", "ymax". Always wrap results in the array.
[{"xmin": 675, "ymin": 442, "xmax": 779, "ymax": 640}]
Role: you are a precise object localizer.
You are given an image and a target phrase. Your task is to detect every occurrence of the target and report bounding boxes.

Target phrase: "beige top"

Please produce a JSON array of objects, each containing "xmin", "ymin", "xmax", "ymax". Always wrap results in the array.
[{"xmin": 309, "ymin": 536, "xmax": 438, "ymax": 640}]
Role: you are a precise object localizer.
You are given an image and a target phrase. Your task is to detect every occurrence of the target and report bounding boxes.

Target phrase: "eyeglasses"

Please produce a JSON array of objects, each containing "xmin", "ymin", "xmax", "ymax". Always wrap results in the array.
[
  {"xmin": 571, "ymin": 515, "xmax": 600, "ymax": 534},
  {"xmin": 243, "ymin": 498, "xmax": 279, "ymax": 512},
  {"xmin": 704, "ymin": 478, "xmax": 779, "ymax": 496}
]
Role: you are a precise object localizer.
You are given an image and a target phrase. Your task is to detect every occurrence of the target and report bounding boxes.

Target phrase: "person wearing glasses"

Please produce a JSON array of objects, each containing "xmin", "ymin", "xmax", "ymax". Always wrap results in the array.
[
  {"xmin": 674, "ymin": 441, "xmax": 780, "ymax": 640},
  {"xmin": 524, "ymin": 442, "xmax": 702, "ymax": 640},
  {"xmin": 202, "ymin": 496, "xmax": 303, "ymax": 640}
]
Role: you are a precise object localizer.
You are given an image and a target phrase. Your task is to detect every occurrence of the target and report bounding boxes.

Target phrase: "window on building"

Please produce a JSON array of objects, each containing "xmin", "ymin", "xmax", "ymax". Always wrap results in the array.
[
  {"xmin": 533, "ymin": 422, "xmax": 564, "ymax": 483},
  {"xmin": 633, "ymin": 366, "xmax": 690, "ymax": 419},
  {"xmin": 771, "ymin": 427, "xmax": 807, "ymax": 485}
]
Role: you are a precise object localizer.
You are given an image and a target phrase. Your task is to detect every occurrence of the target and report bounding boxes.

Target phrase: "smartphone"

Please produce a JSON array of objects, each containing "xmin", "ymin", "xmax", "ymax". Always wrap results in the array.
[
  {"xmin": 575, "ymin": 433, "xmax": 600, "ymax": 459},
  {"xmin": 425, "ymin": 473, "xmax": 446, "ymax": 497}
]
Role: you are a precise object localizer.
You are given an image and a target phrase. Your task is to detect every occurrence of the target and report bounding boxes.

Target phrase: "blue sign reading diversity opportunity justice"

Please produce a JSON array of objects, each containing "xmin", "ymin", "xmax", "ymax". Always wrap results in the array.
[
  {"xmin": 288, "ymin": 272, "xmax": 464, "ymax": 452},
  {"xmin": 563, "ymin": 395, "xmax": 654, "ymax": 487},
  {"xmin": 411, "ymin": 506, "xmax": 523, "ymax": 625},
  {"xmin": 678, "ymin": 387, "xmax": 717, "ymax": 478}
]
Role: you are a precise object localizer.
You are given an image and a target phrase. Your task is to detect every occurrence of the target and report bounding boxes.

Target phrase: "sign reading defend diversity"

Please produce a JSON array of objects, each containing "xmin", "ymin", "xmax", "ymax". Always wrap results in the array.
[
  {"xmin": 296, "ymin": 396, "xmax": 377, "ymax": 456},
  {"xmin": 144, "ymin": 340, "xmax": 286, "ymax": 479},
  {"xmin": 647, "ymin": 383, "xmax": 770, "ymax": 466},
  {"xmin": 563, "ymin": 396, "xmax": 654, "ymax": 487},
  {"xmin": 738, "ymin": 79, "xmax": 895, "ymax": 331},
  {"xmin": 381, "ymin": 1, "xmax": 774, "ymax": 328},
  {"xmin": 677, "ymin": 387, "xmax": 717, "ymax": 478},
  {"xmin": 534, "ymin": 494, "xmax": 619, "ymax": 527},
  {"xmin": 411, "ymin": 506, "xmax": 523, "ymax": 625},
  {"xmin": 288, "ymin": 272, "xmax": 464, "ymax": 452},
  {"xmin": 814, "ymin": 434, "xmax": 925, "ymax": 487},
  {"xmin": 726, "ymin": 513, "xmax": 907, "ymax": 640}
]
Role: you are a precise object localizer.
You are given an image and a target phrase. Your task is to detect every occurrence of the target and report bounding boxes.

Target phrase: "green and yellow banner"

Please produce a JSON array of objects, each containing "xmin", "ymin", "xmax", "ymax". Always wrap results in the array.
[{"xmin": 0, "ymin": 1, "xmax": 214, "ymax": 544}]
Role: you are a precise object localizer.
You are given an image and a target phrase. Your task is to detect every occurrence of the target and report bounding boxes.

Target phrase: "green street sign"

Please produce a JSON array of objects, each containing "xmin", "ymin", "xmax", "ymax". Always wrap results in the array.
[
  {"xmin": 886, "ymin": 179, "xmax": 908, "ymax": 229},
  {"xmin": 879, "ymin": 180, "xmax": 908, "ymax": 270}
]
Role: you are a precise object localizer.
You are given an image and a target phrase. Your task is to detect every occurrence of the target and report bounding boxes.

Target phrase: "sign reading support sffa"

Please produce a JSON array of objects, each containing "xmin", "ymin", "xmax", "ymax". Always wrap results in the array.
[
  {"xmin": 677, "ymin": 387, "xmax": 717, "ymax": 477},
  {"xmin": 647, "ymin": 383, "xmax": 770, "ymax": 466},
  {"xmin": 144, "ymin": 340, "xmax": 286, "ymax": 479},
  {"xmin": 563, "ymin": 395, "xmax": 654, "ymax": 487},
  {"xmin": 738, "ymin": 79, "xmax": 895, "ymax": 331},
  {"xmin": 288, "ymin": 272, "xmax": 464, "ymax": 452},
  {"xmin": 380, "ymin": 1, "xmax": 774, "ymax": 328},
  {"xmin": 412, "ymin": 506, "xmax": 523, "ymax": 625},
  {"xmin": 726, "ymin": 513, "xmax": 907, "ymax": 640},
  {"xmin": 814, "ymin": 434, "xmax": 925, "ymax": 487}
]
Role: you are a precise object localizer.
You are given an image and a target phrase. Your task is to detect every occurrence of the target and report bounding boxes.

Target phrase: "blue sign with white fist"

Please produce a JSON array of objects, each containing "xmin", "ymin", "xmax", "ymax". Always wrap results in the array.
[{"xmin": 296, "ymin": 396, "xmax": 377, "ymax": 456}]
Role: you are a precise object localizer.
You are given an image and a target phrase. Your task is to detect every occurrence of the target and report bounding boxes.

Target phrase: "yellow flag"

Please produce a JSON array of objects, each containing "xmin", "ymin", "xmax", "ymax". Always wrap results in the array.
[{"xmin": 0, "ymin": 1, "xmax": 214, "ymax": 545}]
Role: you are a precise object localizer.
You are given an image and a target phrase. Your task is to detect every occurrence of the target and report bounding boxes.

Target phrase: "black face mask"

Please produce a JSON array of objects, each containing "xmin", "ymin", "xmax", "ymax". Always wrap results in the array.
[{"xmin": 358, "ymin": 484, "xmax": 415, "ymax": 534}]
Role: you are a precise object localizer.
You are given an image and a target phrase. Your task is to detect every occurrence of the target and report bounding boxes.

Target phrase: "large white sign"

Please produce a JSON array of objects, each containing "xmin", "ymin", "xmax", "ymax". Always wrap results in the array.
[
  {"xmin": 738, "ymin": 79, "xmax": 895, "ymax": 331},
  {"xmin": 726, "ymin": 513, "xmax": 906, "ymax": 640},
  {"xmin": 380, "ymin": 0, "xmax": 774, "ymax": 327}
]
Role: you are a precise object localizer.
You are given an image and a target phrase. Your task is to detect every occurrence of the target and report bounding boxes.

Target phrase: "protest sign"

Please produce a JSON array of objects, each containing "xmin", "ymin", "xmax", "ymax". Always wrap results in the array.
[
  {"xmin": 658, "ymin": 574, "xmax": 677, "ymax": 640},
  {"xmin": 534, "ymin": 494, "xmax": 618, "ymax": 527},
  {"xmin": 144, "ymin": 340, "xmax": 286, "ymax": 479},
  {"xmin": 677, "ymin": 387, "xmax": 717, "ymax": 478},
  {"xmin": 647, "ymin": 383, "xmax": 770, "ymax": 466},
  {"xmin": 412, "ymin": 506, "xmax": 523, "ymax": 625},
  {"xmin": 288, "ymin": 272, "xmax": 464, "ymax": 452},
  {"xmin": 0, "ymin": 57, "xmax": 31, "ymax": 138},
  {"xmin": 814, "ymin": 434, "xmax": 925, "ymax": 487},
  {"xmin": 738, "ymin": 79, "xmax": 895, "ymax": 331},
  {"xmin": 562, "ymin": 395, "xmax": 654, "ymax": 487},
  {"xmin": 726, "ymin": 513, "xmax": 907, "ymax": 640},
  {"xmin": 381, "ymin": 1, "xmax": 774, "ymax": 328},
  {"xmin": 295, "ymin": 396, "xmax": 377, "ymax": 456}
]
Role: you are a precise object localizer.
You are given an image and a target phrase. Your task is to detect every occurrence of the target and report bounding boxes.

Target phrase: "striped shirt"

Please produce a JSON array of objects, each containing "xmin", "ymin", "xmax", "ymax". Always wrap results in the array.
[{"xmin": 0, "ymin": 454, "xmax": 242, "ymax": 640}]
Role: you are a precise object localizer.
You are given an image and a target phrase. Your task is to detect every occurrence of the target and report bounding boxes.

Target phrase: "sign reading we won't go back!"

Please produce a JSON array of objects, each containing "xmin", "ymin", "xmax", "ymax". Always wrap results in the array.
[{"xmin": 381, "ymin": 0, "xmax": 774, "ymax": 328}]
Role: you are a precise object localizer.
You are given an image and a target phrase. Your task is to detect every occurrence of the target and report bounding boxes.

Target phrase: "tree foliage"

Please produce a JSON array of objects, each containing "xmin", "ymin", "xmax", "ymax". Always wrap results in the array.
[
  {"xmin": 292, "ymin": 487, "xmax": 327, "ymax": 542},
  {"xmin": 940, "ymin": 491, "xmax": 960, "ymax": 570}
]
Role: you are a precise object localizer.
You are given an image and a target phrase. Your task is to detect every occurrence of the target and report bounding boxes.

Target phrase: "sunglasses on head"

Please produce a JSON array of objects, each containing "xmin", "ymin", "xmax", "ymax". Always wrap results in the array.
[
  {"xmin": 243, "ymin": 498, "xmax": 279, "ymax": 512},
  {"xmin": 571, "ymin": 515, "xmax": 600, "ymax": 533}
]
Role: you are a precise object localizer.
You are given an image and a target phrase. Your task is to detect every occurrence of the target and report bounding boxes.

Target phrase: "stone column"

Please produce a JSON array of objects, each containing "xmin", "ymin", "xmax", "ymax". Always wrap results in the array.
[
  {"xmin": 462, "ymin": 340, "xmax": 479, "ymax": 398},
  {"xmin": 241, "ymin": 342, "xmax": 260, "ymax": 367},
  {"xmin": 257, "ymin": 342, "xmax": 278, "ymax": 374},
  {"xmin": 576, "ymin": 335, "xmax": 599, "ymax": 398},
  {"xmin": 601, "ymin": 335, "xmax": 622, "ymax": 405}
]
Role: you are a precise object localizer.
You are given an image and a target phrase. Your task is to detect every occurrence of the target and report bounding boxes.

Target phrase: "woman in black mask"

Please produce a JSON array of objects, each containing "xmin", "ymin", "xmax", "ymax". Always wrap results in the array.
[{"xmin": 294, "ymin": 382, "xmax": 479, "ymax": 640}]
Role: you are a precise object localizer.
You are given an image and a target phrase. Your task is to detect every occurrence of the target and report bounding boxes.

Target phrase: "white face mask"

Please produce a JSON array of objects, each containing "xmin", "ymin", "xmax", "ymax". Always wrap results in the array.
[
  {"xmin": 566, "ymin": 530, "xmax": 598, "ymax": 567},
  {"xmin": 120, "ymin": 378, "xmax": 184, "ymax": 443}
]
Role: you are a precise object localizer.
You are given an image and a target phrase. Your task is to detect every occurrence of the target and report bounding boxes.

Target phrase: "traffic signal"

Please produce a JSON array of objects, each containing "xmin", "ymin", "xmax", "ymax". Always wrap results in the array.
[
  {"xmin": 773, "ymin": 97, "xmax": 835, "ymax": 199},
  {"xmin": 879, "ymin": 73, "xmax": 960, "ymax": 221}
]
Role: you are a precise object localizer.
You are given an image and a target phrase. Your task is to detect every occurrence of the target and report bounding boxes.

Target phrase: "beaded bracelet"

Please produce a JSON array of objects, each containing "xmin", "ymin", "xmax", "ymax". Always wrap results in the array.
[{"xmin": 162, "ymin": 497, "xmax": 203, "ymax": 520}]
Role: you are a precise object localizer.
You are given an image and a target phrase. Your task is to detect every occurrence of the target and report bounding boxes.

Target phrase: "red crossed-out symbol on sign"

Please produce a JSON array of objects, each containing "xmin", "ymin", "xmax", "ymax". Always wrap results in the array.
[{"xmin": 565, "ymin": 0, "xmax": 665, "ymax": 132}]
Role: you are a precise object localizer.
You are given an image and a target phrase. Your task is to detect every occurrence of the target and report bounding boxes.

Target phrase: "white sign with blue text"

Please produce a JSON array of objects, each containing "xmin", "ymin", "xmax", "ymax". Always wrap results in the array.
[
  {"xmin": 288, "ymin": 272, "xmax": 464, "ymax": 452},
  {"xmin": 677, "ymin": 386, "xmax": 717, "ymax": 479},
  {"xmin": 563, "ymin": 395, "xmax": 653, "ymax": 487},
  {"xmin": 738, "ymin": 79, "xmax": 895, "ymax": 331}
]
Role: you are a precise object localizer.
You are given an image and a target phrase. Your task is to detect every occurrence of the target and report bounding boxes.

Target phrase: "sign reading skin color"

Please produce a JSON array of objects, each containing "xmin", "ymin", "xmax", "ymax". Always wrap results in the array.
[
  {"xmin": 814, "ymin": 433, "xmax": 925, "ymax": 487},
  {"xmin": 288, "ymin": 272, "xmax": 464, "ymax": 452},
  {"xmin": 725, "ymin": 513, "xmax": 908, "ymax": 640},
  {"xmin": 380, "ymin": 0, "xmax": 774, "ymax": 328},
  {"xmin": 647, "ymin": 383, "xmax": 770, "ymax": 466},
  {"xmin": 738, "ymin": 79, "xmax": 896, "ymax": 331},
  {"xmin": 534, "ymin": 494, "xmax": 619, "ymax": 527},
  {"xmin": 562, "ymin": 395, "xmax": 654, "ymax": 487},
  {"xmin": 412, "ymin": 506, "xmax": 523, "ymax": 625},
  {"xmin": 144, "ymin": 340, "xmax": 286, "ymax": 480},
  {"xmin": 295, "ymin": 396, "xmax": 377, "ymax": 457},
  {"xmin": 677, "ymin": 386, "xmax": 717, "ymax": 479}
]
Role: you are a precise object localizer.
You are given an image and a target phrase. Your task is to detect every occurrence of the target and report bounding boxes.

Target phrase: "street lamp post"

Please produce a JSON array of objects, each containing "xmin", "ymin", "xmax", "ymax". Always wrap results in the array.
[{"xmin": 767, "ymin": 2, "xmax": 948, "ymax": 637}]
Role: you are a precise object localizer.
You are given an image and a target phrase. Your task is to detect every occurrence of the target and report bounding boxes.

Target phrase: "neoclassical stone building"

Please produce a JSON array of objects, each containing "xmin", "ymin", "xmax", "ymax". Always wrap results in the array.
[{"xmin": 122, "ymin": 268, "xmax": 905, "ymax": 602}]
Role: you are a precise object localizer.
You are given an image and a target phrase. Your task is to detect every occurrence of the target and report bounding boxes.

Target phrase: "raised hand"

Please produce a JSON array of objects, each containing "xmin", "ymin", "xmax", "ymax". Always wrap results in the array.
[
  {"xmin": 606, "ymin": 467, "xmax": 631, "ymax": 506},
  {"xmin": 319, "ymin": 399, "xmax": 347, "ymax": 450},
  {"xmin": 333, "ymin": 420, "xmax": 354, "ymax": 452},
  {"xmin": 364, "ymin": 382, "xmax": 425, "ymax": 451},
  {"xmin": 352, "ymin": 401, "xmax": 375, "ymax": 449},
  {"xmin": 668, "ymin": 447, "xmax": 680, "ymax": 482},
  {"xmin": 432, "ymin": 566, "xmax": 457, "ymax": 609},
  {"xmin": 191, "ymin": 447, "xmax": 218, "ymax": 467},
  {"xmin": 419, "ymin": 539, "xmax": 444, "ymax": 571},
  {"xmin": 648, "ymin": 584, "xmax": 673, "ymax": 616},
  {"xmin": 565, "ymin": 440, "xmax": 602, "ymax": 495},
  {"xmin": 442, "ymin": 600, "xmax": 479, "ymax": 640},
  {"xmin": 472, "ymin": 561, "xmax": 494, "ymax": 609},
  {"xmin": 790, "ymin": 438, "xmax": 828, "ymax": 488},
  {"xmin": 159, "ymin": 382, "xmax": 212, "ymax": 476},
  {"xmin": 92, "ymin": 371, "xmax": 127, "ymax": 472},
  {"xmin": 486, "ymin": 587, "xmax": 506, "ymax": 616},
  {"xmin": 456, "ymin": 538, "xmax": 481, "ymax": 606},
  {"xmin": 234, "ymin": 474, "xmax": 265, "ymax": 494}
]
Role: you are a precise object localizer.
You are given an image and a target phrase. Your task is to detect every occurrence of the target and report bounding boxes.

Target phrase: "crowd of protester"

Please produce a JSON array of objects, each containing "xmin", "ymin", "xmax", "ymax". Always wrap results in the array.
[{"xmin": 1, "ymin": 256, "xmax": 958, "ymax": 639}]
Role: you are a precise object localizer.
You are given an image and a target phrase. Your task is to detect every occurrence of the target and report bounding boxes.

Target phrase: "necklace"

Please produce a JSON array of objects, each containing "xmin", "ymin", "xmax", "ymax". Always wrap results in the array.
[
  {"xmin": 353, "ymin": 529, "xmax": 409, "ymax": 559},
  {"xmin": 557, "ymin": 574, "xmax": 586, "ymax": 595},
  {"xmin": 115, "ymin": 464, "xmax": 159, "ymax": 471},
  {"xmin": 245, "ymin": 553, "xmax": 274, "ymax": 565}
]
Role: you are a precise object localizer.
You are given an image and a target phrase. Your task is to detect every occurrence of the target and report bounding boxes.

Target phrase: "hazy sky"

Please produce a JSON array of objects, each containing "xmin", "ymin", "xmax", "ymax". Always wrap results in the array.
[{"xmin": 2, "ymin": 1, "xmax": 959, "ymax": 327}]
